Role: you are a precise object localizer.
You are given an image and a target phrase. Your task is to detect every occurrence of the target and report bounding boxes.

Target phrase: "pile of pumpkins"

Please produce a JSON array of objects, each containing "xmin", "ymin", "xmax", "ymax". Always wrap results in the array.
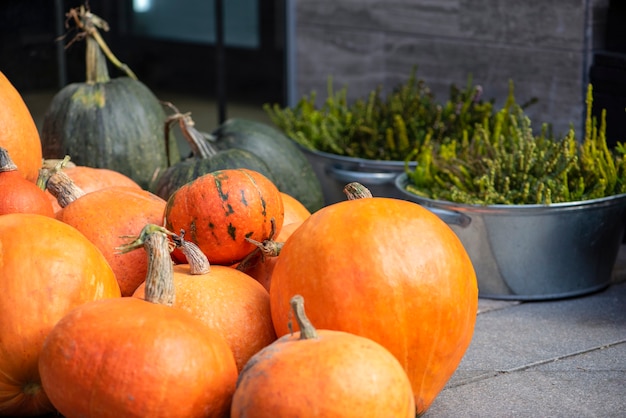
[{"xmin": 0, "ymin": 69, "xmax": 478, "ymax": 418}]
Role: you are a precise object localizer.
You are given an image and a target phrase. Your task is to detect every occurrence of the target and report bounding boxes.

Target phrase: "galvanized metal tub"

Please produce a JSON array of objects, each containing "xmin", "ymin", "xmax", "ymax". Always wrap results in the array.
[
  {"xmin": 395, "ymin": 173, "xmax": 626, "ymax": 300},
  {"xmin": 298, "ymin": 145, "xmax": 417, "ymax": 205}
]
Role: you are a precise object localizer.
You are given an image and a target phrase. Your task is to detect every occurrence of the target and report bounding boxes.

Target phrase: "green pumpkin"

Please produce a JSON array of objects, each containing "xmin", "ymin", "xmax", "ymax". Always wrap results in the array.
[
  {"xmin": 210, "ymin": 118, "xmax": 324, "ymax": 212},
  {"xmin": 41, "ymin": 29, "xmax": 179, "ymax": 190},
  {"xmin": 155, "ymin": 148, "xmax": 277, "ymax": 200}
]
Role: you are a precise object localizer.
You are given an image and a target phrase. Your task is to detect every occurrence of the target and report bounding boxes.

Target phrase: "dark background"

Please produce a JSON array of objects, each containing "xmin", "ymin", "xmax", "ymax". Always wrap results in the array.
[{"xmin": 0, "ymin": 0, "xmax": 287, "ymax": 105}]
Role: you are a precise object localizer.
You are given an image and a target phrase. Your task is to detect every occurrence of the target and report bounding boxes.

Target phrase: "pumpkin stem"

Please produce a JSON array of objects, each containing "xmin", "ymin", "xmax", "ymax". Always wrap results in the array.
[
  {"xmin": 44, "ymin": 169, "xmax": 86, "ymax": 208},
  {"xmin": 143, "ymin": 228, "xmax": 176, "ymax": 306},
  {"xmin": 343, "ymin": 182, "xmax": 373, "ymax": 199},
  {"xmin": 0, "ymin": 147, "xmax": 18, "ymax": 173},
  {"xmin": 163, "ymin": 101, "xmax": 219, "ymax": 159},
  {"xmin": 37, "ymin": 156, "xmax": 72, "ymax": 191},
  {"xmin": 65, "ymin": 5, "xmax": 137, "ymax": 82},
  {"xmin": 236, "ymin": 217, "xmax": 282, "ymax": 272},
  {"xmin": 116, "ymin": 224, "xmax": 175, "ymax": 254},
  {"xmin": 289, "ymin": 295, "xmax": 318, "ymax": 340},
  {"xmin": 172, "ymin": 229, "xmax": 211, "ymax": 274}
]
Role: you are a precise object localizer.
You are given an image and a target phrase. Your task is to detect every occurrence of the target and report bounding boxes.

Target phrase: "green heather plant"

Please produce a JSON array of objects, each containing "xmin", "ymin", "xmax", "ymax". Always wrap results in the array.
[
  {"xmin": 264, "ymin": 68, "xmax": 495, "ymax": 161},
  {"xmin": 404, "ymin": 84, "xmax": 626, "ymax": 205}
]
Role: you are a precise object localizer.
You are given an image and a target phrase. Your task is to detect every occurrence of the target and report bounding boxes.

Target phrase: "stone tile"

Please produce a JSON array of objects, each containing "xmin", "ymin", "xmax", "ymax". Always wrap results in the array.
[
  {"xmin": 426, "ymin": 369, "xmax": 626, "ymax": 417},
  {"xmin": 457, "ymin": 283, "xmax": 626, "ymax": 372}
]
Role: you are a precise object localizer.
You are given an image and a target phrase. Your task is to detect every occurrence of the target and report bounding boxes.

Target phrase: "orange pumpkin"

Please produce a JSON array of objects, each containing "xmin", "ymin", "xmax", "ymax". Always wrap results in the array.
[
  {"xmin": 55, "ymin": 187, "xmax": 167, "ymax": 296},
  {"xmin": 39, "ymin": 229, "xmax": 237, "ymax": 418},
  {"xmin": 0, "ymin": 147, "xmax": 54, "ymax": 217},
  {"xmin": 134, "ymin": 249, "xmax": 276, "ymax": 372},
  {"xmin": 280, "ymin": 192, "xmax": 311, "ymax": 224},
  {"xmin": 0, "ymin": 213, "xmax": 120, "ymax": 416},
  {"xmin": 269, "ymin": 197, "xmax": 478, "ymax": 414},
  {"xmin": 0, "ymin": 72, "xmax": 42, "ymax": 183},
  {"xmin": 43, "ymin": 162, "xmax": 141, "ymax": 213},
  {"xmin": 231, "ymin": 295, "xmax": 416, "ymax": 417},
  {"xmin": 164, "ymin": 168, "xmax": 284, "ymax": 265}
]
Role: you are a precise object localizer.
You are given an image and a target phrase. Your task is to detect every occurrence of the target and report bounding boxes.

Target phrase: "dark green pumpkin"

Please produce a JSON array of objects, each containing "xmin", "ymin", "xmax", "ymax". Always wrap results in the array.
[
  {"xmin": 155, "ymin": 148, "xmax": 276, "ymax": 200},
  {"xmin": 40, "ymin": 33, "xmax": 179, "ymax": 190},
  {"xmin": 210, "ymin": 118, "xmax": 324, "ymax": 212}
]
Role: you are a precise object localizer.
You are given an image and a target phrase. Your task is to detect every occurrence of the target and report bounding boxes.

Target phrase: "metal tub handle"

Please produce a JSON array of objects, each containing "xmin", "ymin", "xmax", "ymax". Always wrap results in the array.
[
  {"xmin": 328, "ymin": 166, "xmax": 400, "ymax": 185},
  {"xmin": 424, "ymin": 206, "xmax": 472, "ymax": 228}
]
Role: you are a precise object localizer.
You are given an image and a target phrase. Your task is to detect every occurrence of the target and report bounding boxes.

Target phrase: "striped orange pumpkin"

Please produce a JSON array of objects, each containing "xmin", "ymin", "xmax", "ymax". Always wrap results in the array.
[{"xmin": 164, "ymin": 169, "xmax": 284, "ymax": 265}]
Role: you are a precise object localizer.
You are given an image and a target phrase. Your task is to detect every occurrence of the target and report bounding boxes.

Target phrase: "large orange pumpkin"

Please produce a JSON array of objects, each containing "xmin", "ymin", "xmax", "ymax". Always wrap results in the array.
[
  {"xmin": 164, "ymin": 168, "xmax": 284, "ymax": 265},
  {"xmin": 0, "ymin": 72, "xmax": 42, "ymax": 182},
  {"xmin": 0, "ymin": 147, "xmax": 54, "ymax": 217},
  {"xmin": 39, "ymin": 230, "xmax": 237, "ymax": 418},
  {"xmin": 231, "ymin": 295, "xmax": 416, "ymax": 417},
  {"xmin": 48, "ymin": 171, "xmax": 167, "ymax": 296},
  {"xmin": 0, "ymin": 213, "xmax": 121, "ymax": 416},
  {"xmin": 269, "ymin": 197, "xmax": 478, "ymax": 414}
]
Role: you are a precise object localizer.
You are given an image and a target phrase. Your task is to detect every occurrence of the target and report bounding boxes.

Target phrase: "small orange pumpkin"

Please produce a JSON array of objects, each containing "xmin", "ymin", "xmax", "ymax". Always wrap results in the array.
[
  {"xmin": 133, "ymin": 230, "xmax": 276, "ymax": 372},
  {"xmin": 231, "ymin": 295, "xmax": 416, "ymax": 417},
  {"xmin": 0, "ymin": 72, "xmax": 42, "ymax": 182},
  {"xmin": 269, "ymin": 195, "xmax": 478, "ymax": 414},
  {"xmin": 164, "ymin": 168, "xmax": 284, "ymax": 265},
  {"xmin": 39, "ymin": 229, "xmax": 237, "ymax": 418},
  {"xmin": 0, "ymin": 147, "xmax": 54, "ymax": 217},
  {"xmin": 0, "ymin": 213, "xmax": 120, "ymax": 416}
]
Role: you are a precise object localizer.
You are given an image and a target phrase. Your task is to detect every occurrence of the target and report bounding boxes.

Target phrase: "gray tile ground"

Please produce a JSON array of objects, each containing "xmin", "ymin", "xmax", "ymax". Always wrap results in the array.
[{"xmin": 425, "ymin": 279, "xmax": 626, "ymax": 417}]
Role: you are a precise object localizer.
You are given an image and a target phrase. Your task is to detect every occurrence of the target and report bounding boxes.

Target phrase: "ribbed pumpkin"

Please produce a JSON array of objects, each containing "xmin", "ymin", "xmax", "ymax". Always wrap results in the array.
[
  {"xmin": 231, "ymin": 295, "xmax": 416, "ymax": 417},
  {"xmin": 38, "ymin": 229, "xmax": 237, "ymax": 418},
  {"xmin": 40, "ymin": 7, "xmax": 179, "ymax": 190},
  {"xmin": 164, "ymin": 168, "xmax": 284, "ymax": 265},
  {"xmin": 0, "ymin": 147, "xmax": 54, "ymax": 217},
  {"xmin": 269, "ymin": 196, "xmax": 478, "ymax": 414},
  {"xmin": 209, "ymin": 118, "xmax": 324, "ymax": 212},
  {"xmin": 0, "ymin": 213, "xmax": 120, "ymax": 416},
  {"xmin": 0, "ymin": 71, "xmax": 42, "ymax": 182}
]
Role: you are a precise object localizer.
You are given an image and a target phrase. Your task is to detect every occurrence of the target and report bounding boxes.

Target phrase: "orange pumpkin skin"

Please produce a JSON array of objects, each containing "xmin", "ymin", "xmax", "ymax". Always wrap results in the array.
[
  {"xmin": 39, "ymin": 297, "xmax": 238, "ymax": 418},
  {"xmin": 0, "ymin": 72, "xmax": 42, "ymax": 182},
  {"xmin": 269, "ymin": 198, "xmax": 478, "ymax": 414},
  {"xmin": 0, "ymin": 149, "xmax": 54, "ymax": 217},
  {"xmin": 46, "ymin": 165, "xmax": 141, "ymax": 213},
  {"xmin": 231, "ymin": 328, "xmax": 416, "ymax": 417},
  {"xmin": 134, "ymin": 264, "xmax": 277, "ymax": 372},
  {"xmin": 164, "ymin": 169, "xmax": 284, "ymax": 265},
  {"xmin": 56, "ymin": 186, "xmax": 167, "ymax": 296},
  {"xmin": 0, "ymin": 214, "xmax": 120, "ymax": 416},
  {"xmin": 280, "ymin": 192, "xmax": 311, "ymax": 225}
]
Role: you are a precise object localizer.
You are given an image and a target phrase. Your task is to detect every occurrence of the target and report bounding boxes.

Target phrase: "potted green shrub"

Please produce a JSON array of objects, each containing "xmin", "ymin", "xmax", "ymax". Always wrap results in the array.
[
  {"xmin": 264, "ymin": 68, "xmax": 497, "ymax": 204},
  {"xmin": 395, "ymin": 84, "xmax": 626, "ymax": 300}
]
